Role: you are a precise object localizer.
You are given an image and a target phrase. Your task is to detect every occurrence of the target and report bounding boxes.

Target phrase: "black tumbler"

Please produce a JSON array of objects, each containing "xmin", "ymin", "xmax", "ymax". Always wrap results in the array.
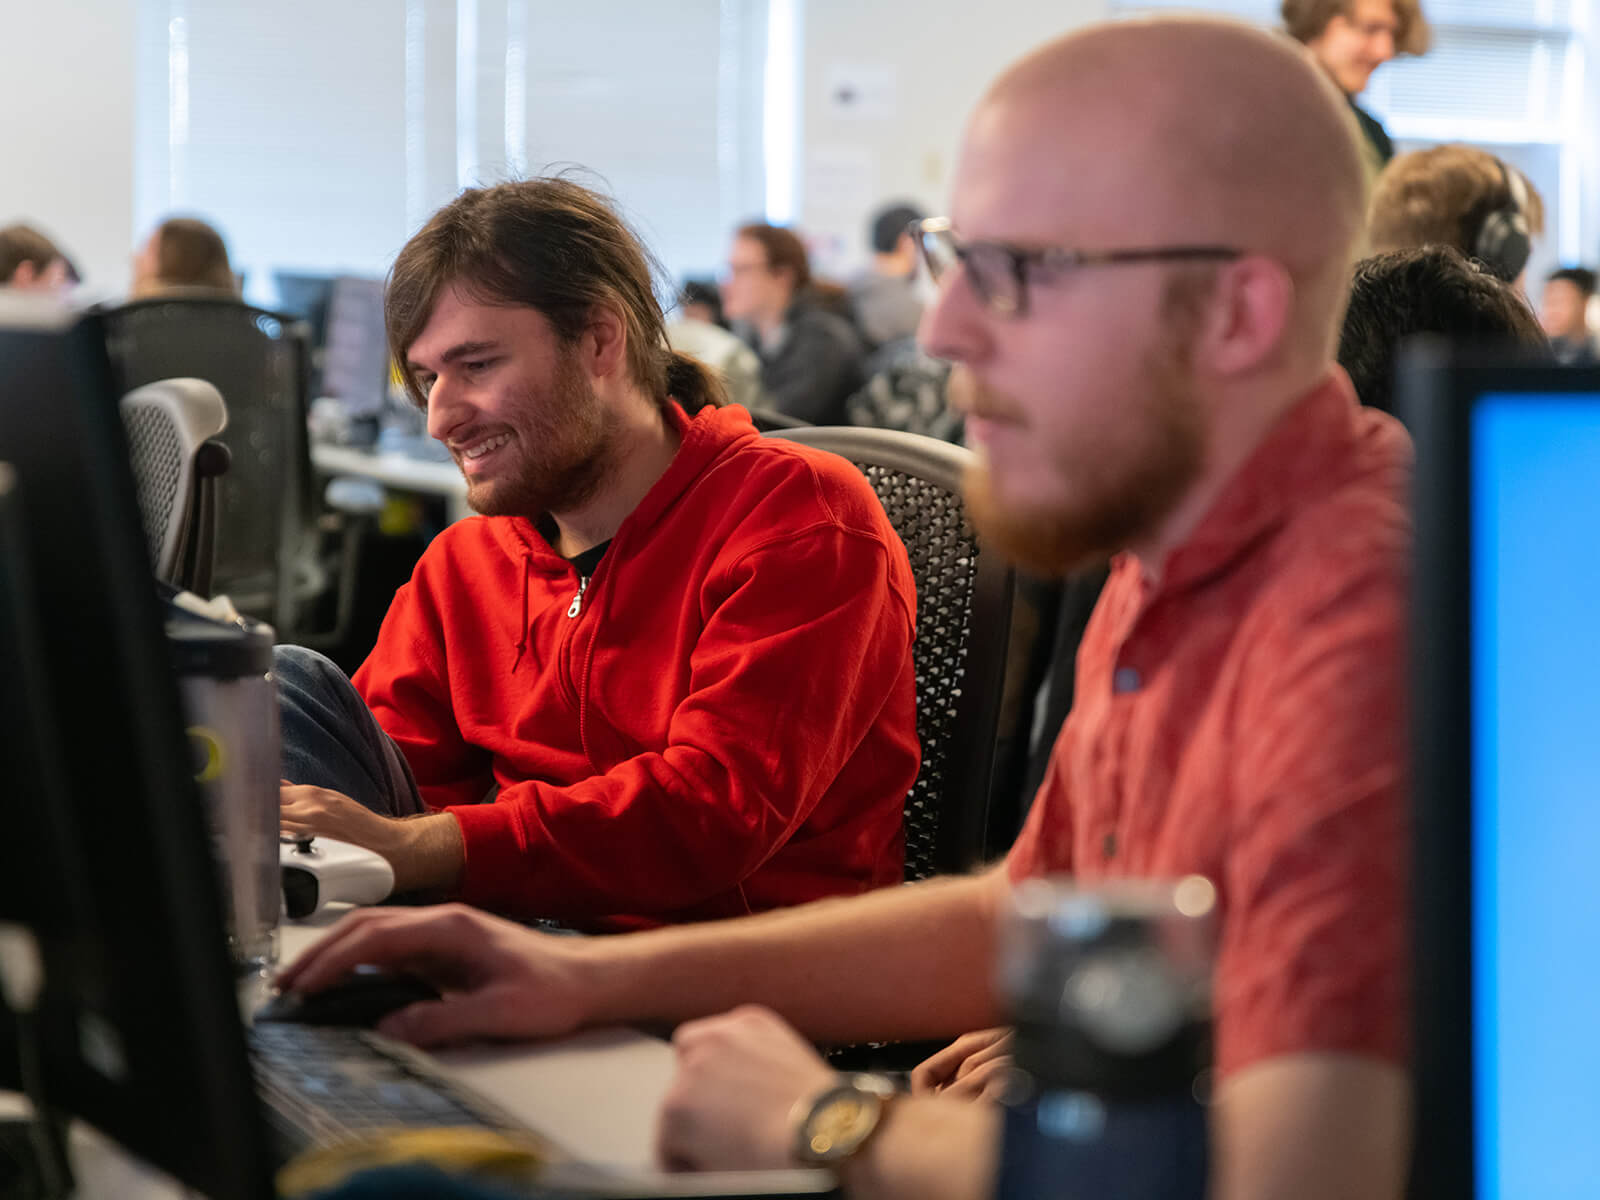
[{"xmin": 994, "ymin": 876, "xmax": 1218, "ymax": 1200}]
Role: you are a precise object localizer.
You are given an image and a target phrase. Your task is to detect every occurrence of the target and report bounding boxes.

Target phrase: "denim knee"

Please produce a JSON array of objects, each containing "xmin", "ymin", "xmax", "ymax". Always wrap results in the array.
[{"xmin": 273, "ymin": 644, "xmax": 346, "ymax": 693}]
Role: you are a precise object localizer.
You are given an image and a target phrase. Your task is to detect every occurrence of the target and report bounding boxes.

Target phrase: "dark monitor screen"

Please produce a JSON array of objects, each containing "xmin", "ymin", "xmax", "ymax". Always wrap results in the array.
[
  {"xmin": 320, "ymin": 276, "xmax": 389, "ymax": 418},
  {"xmin": 0, "ymin": 301, "xmax": 275, "ymax": 1199},
  {"xmin": 272, "ymin": 271, "xmax": 334, "ymax": 342},
  {"xmin": 1402, "ymin": 345, "xmax": 1600, "ymax": 1199}
]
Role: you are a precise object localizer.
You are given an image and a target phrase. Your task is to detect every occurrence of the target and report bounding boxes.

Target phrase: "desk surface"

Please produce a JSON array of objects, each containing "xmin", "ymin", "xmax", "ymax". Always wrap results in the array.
[{"xmin": 43, "ymin": 916, "xmax": 833, "ymax": 1198}]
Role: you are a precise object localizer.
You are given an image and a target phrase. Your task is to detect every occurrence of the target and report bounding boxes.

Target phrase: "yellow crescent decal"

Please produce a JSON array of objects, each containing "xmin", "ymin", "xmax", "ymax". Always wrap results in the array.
[{"xmin": 187, "ymin": 725, "xmax": 226, "ymax": 783}]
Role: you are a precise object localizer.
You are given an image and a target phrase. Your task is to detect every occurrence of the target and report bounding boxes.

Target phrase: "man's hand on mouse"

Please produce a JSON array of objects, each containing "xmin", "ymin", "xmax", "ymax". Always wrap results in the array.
[{"xmin": 277, "ymin": 904, "xmax": 596, "ymax": 1047}]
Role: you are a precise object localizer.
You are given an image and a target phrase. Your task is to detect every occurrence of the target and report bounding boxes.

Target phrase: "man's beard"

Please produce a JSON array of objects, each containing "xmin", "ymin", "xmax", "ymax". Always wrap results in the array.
[
  {"xmin": 466, "ymin": 351, "xmax": 616, "ymax": 519},
  {"xmin": 962, "ymin": 307, "xmax": 1207, "ymax": 578}
]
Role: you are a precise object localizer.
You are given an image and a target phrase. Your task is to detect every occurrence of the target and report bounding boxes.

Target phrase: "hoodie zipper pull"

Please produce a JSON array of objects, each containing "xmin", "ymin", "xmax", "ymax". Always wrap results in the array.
[{"xmin": 567, "ymin": 575, "xmax": 590, "ymax": 619}]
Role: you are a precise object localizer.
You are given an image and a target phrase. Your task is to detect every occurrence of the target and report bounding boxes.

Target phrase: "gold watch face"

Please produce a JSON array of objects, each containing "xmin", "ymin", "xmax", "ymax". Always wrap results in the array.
[{"xmin": 807, "ymin": 1095, "xmax": 875, "ymax": 1157}]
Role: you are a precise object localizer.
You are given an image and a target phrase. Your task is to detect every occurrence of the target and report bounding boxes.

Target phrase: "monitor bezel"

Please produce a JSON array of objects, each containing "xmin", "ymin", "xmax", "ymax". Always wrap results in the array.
[{"xmin": 1398, "ymin": 343, "xmax": 1600, "ymax": 1199}]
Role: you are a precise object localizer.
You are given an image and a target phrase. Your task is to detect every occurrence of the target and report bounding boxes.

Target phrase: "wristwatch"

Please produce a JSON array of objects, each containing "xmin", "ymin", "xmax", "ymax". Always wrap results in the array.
[{"xmin": 791, "ymin": 1073, "xmax": 899, "ymax": 1165}]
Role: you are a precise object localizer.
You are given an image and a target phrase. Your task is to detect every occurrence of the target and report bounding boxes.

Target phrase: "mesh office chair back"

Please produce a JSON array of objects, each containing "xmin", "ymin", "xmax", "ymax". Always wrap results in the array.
[
  {"xmin": 120, "ymin": 377, "xmax": 228, "ymax": 592},
  {"xmin": 101, "ymin": 297, "xmax": 312, "ymax": 627},
  {"xmin": 767, "ymin": 425, "xmax": 1015, "ymax": 879}
]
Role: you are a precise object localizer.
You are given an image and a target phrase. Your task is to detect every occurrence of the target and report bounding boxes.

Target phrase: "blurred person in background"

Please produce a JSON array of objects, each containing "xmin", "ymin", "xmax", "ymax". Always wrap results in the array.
[
  {"xmin": 1539, "ymin": 267, "xmax": 1599, "ymax": 364},
  {"xmin": 1282, "ymin": 0, "xmax": 1430, "ymax": 174},
  {"xmin": 678, "ymin": 279, "xmax": 728, "ymax": 328},
  {"xmin": 1368, "ymin": 144, "xmax": 1543, "ymax": 290},
  {"xmin": 131, "ymin": 216, "xmax": 240, "ymax": 298},
  {"xmin": 0, "ymin": 223, "xmax": 73, "ymax": 293},
  {"xmin": 850, "ymin": 201, "xmax": 926, "ymax": 354},
  {"xmin": 842, "ymin": 201, "xmax": 959, "ymax": 442},
  {"xmin": 1339, "ymin": 245, "xmax": 1551, "ymax": 414},
  {"xmin": 666, "ymin": 279, "xmax": 765, "ymax": 411},
  {"xmin": 722, "ymin": 223, "xmax": 865, "ymax": 424}
]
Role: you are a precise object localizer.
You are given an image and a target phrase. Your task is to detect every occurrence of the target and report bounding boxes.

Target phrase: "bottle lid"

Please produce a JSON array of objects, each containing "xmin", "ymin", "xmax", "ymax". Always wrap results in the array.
[{"xmin": 165, "ymin": 610, "xmax": 274, "ymax": 679}]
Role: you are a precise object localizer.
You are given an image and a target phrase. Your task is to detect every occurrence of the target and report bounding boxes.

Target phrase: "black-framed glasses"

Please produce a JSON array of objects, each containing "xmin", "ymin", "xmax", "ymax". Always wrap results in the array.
[{"xmin": 912, "ymin": 217, "xmax": 1243, "ymax": 318}]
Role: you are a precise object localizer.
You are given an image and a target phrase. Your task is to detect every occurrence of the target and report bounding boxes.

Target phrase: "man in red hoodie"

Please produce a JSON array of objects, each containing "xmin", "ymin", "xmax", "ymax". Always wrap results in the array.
[{"xmin": 277, "ymin": 179, "xmax": 919, "ymax": 930}]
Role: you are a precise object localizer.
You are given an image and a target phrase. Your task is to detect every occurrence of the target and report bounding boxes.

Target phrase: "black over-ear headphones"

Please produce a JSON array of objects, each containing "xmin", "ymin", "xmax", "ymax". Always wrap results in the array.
[{"xmin": 1472, "ymin": 159, "xmax": 1532, "ymax": 283}]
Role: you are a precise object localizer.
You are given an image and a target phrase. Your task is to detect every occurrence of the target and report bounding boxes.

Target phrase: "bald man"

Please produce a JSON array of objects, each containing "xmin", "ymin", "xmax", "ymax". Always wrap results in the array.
[{"xmin": 279, "ymin": 18, "xmax": 1411, "ymax": 1198}]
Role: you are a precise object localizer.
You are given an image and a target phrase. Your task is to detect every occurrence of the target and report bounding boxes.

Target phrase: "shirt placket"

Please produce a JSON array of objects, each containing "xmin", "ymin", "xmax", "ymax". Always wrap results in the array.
[{"xmin": 1099, "ymin": 575, "xmax": 1158, "ymax": 870}]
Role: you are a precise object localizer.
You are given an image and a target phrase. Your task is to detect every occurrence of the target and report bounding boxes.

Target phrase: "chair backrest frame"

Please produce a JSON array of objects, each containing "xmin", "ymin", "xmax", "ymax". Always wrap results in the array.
[
  {"xmin": 767, "ymin": 424, "xmax": 1015, "ymax": 879},
  {"xmin": 119, "ymin": 377, "xmax": 228, "ymax": 590},
  {"xmin": 100, "ymin": 298, "xmax": 313, "ymax": 629}
]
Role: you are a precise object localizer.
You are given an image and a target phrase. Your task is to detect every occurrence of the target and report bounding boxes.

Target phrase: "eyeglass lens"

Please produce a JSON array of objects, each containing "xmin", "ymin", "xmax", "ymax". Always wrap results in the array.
[{"xmin": 919, "ymin": 226, "xmax": 1022, "ymax": 314}]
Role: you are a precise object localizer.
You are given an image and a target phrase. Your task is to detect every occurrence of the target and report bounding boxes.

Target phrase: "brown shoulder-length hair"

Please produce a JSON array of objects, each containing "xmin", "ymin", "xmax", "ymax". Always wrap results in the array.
[
  {"xmin": 1282, "ymin": 0, "xmax": 1431, "ymax": 56},
  {"xmin": 387, "ymin": 178, "xmax": 724, "ymax": 413},
  {"xmin": 735, "ymin": 223, "xmax": 812, "ymax": 292}
]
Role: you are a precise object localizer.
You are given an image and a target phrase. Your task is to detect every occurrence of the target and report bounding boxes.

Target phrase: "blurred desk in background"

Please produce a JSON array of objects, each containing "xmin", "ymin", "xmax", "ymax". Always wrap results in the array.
[{"xmin": 312, "ymin": 442, "xmax": 471, "ymax": 524}]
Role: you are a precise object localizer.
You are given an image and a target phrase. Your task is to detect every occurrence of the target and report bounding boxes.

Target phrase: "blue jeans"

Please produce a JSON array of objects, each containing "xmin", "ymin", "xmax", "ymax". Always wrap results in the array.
[{"xmin": 274, "ymin": 645, "xmax": 425, "ymax": 818}]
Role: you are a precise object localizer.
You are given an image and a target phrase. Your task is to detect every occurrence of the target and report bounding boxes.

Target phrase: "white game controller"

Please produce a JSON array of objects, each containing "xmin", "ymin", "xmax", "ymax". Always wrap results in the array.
[{"xmin": 279, "ymin": 835, "xmax": 395, "ymax": 919}]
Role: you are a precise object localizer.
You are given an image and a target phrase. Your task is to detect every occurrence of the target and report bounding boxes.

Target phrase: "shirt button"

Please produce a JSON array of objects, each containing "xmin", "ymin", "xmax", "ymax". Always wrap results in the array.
[{"xmin": 1113, "ymin": 666, "xmax": 1141, "ymax": 694}]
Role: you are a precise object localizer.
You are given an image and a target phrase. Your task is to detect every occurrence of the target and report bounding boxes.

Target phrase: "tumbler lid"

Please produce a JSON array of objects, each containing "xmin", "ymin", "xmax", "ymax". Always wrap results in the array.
[{"xmin": 165, "ymin": 610, "xmax": 274, "ymax": 678}]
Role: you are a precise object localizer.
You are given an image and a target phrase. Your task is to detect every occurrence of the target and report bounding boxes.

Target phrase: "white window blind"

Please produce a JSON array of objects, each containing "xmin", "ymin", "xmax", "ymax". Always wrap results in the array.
[
  {"xmin": 134, "ymin": 0, "xmax": 772, "ymax": 307},
  {"xmin": 135, "ymin": 0, "xmax": 418, "ymax": 304},
  {"xmin": 517, "ymin": 0, "xmax": 767, "ymax": 280},
  {"xmin": 1367, "ymin": 27, "xmax": 1581, "ymax": 142}
]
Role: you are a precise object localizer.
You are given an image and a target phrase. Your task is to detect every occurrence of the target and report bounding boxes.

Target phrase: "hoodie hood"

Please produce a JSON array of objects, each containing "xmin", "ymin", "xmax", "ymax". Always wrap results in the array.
[{"xmin": 476, "ymin": 402, "xmax": 764, "ymax": 671}]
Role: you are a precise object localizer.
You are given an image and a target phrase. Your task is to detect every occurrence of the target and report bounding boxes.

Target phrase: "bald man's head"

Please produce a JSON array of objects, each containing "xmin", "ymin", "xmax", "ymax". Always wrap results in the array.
[
  {"xmin": 921, "ymin": 17, "xmax": 1377, "ymax": 575},
  {"xmin": 956, "ymin": 16, "xmax": 1368, "ymax": 360}
]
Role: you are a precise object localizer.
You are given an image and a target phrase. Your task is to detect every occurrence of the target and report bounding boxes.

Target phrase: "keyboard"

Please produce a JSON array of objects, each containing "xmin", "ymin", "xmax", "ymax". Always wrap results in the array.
[{"xmin": 249, "ymin": 1021, "xmax": 529, "ymax": 1162}]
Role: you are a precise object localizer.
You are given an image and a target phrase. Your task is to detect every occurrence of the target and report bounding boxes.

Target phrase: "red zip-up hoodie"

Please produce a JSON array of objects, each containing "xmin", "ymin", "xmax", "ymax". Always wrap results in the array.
[{"xmin": 353, "ymin": 403, "xmax": 918, "ymax": 929}]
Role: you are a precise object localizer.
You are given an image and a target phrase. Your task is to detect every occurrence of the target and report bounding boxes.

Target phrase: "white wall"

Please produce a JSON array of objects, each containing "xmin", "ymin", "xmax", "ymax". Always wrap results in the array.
[
  {"xmin": 127, "ymin": 0, "xmax": 764, "ymax": 302},
  {"xmin": 0, "ymin": 0, "xmax": 137, "ymax": 296},
  {"xmin": 796, "ymin": 0, "xmax": 1108, "ymax": 276}
]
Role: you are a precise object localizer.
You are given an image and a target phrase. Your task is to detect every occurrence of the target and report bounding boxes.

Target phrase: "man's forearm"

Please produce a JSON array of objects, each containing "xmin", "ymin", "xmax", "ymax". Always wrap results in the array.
[
  {"xmin": 581, "ymin": 869, "xmax": 1008, "ymax": 1044},
  {"xmin": 839, "ymin": 1096, "xmax": 1000, "ymax": 1200},
  {"xmin": 1212, "ymin": 1055, "xmax": 1410, "ymax": 1200},
  {"xmin": 389, "ymin": 812, "xmax": 465, "ymax": 894}
]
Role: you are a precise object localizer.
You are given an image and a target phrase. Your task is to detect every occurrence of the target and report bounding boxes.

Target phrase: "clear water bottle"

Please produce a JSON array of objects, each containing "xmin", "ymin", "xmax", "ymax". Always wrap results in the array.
[
  {"xmin": 167, "ymin": 609, "xmax": 281, "ymax": 981},
  {"xmin": 994, "ymin": 876, "xmax": 1218, "ymax": 1200}
]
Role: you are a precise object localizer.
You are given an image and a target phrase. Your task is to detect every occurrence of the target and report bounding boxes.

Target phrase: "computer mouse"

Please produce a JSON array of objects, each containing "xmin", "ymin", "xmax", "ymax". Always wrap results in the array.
[{"xmin": 256, "ymin": 964, "xmax": 442, "ymax": 1028}]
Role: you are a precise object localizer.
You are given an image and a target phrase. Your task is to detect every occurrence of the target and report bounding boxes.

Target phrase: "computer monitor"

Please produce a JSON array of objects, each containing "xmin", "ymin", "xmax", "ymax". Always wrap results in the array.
[
  {"xmin": 320, "ymin": 276, "xmax": 390, "ymax": 420},
  {"xmin": 0, "ymin": 300, "xmax": 276, "ymax": 1199},
  {"xmin": 1402, "ymin": 344, "xmax": 1600, "ymax": 1199},
  {"xmin": 272, "ymin": 271, "xmax": 334, "ymax": 344}
]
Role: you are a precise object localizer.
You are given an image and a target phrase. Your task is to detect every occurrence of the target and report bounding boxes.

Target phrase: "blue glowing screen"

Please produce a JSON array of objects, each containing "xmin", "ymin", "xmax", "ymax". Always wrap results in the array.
[{"xmin": 1471, "ymin": 394, "xmax": 1600, "ymax": 1198}]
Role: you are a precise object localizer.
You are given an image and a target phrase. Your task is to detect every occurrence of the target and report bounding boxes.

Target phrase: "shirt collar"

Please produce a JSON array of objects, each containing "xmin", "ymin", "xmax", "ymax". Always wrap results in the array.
[{"xmin": 1143, "ymin": 368, "xmax": 1363, "ymax": 597}]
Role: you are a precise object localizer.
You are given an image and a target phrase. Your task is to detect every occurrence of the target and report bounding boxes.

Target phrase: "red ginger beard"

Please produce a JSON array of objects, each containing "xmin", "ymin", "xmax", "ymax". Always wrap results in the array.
[{"xmin": 958, "ymin": 289, "xmax": 1209, "ymax": 578}]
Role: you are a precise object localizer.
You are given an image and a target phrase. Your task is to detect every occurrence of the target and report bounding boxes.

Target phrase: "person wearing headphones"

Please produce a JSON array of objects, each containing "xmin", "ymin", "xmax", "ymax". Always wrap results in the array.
[{"xmin": 1368, "ymin": 144, "xmax": 1544, "ymax": 291}]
